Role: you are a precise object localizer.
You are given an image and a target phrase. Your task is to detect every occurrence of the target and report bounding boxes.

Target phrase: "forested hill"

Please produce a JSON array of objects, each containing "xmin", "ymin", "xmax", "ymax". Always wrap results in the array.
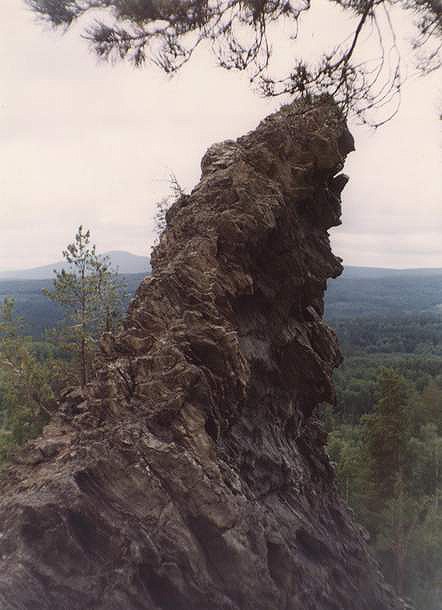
[
  {"xmin": 0, "ymin": 273, "xmax": 146, "ymax": 337},
  {"xmin": 2, "ymin": 265, "xmax": 442, "ymax": 338},
  {"xmin": 341, "ymin": 266, "xmax": 442, "ymax": 279},
  {"xmin": 326, "ymin": 267, "xmax": 442, "ymax": 319},
  {"xmin": 323, "ymin": 267, "xmax": 442, "ymax": 610}
]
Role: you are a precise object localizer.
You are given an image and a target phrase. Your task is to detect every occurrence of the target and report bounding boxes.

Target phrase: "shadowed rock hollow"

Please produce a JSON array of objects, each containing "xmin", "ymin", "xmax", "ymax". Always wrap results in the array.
[{"xmin": 0, "ymin": 98, "xmax": 402, "ymax": 610}]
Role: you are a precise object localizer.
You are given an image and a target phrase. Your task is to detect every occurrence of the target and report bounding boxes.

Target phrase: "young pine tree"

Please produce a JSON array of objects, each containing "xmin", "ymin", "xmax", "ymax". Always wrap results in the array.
[{"xmin": 44, "ymin": 226, "xmax": 126, "ymax": 387}]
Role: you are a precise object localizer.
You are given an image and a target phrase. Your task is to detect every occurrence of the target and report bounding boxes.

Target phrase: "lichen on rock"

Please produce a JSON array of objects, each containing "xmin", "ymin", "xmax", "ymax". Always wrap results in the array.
[{"xmin": 0, "ymin": 97, "xmax": 402, "ymax": 610}]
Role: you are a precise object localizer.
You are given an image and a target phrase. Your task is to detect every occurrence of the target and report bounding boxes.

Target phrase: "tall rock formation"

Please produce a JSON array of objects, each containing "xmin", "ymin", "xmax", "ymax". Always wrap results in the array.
[{"xmin": 0, "ymin": 98, "xmax": 402, "ymax": 610}]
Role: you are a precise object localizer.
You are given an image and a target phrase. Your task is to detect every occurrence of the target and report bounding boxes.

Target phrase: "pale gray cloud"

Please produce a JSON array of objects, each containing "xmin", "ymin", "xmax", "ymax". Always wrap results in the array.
[{"xmin": 1, "ymin": 0, "xmax": 441, "ymax": 270}]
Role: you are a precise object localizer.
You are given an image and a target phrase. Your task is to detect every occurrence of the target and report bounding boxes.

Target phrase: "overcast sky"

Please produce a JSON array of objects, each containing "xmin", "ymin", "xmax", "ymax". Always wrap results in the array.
[{"xmin": 1, "ymin": 0, "xmax": 441, "ymax": 270}]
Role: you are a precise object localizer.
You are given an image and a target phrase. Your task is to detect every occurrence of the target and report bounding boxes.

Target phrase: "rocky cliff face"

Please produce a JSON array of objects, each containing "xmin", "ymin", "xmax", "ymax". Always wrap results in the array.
[{"xmin": 0, "ymin": 98, "xmax": 402, "ymax": 610}]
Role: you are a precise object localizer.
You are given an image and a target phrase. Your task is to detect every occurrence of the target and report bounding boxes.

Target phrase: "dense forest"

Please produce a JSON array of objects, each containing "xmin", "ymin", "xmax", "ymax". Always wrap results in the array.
[
  {"xmin": 1, "ymin": 261, "xmax": 442, "ymax": 608},
  {"xmin": 326, "ymin": 270, "xmax": 442, "ymax": 609}
]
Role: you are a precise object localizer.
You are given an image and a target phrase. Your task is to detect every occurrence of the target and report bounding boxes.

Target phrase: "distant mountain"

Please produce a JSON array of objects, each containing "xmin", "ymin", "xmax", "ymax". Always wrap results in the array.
[{"xmin": 0, "ymin": 251, "xmax": 150, "ymax": 280}]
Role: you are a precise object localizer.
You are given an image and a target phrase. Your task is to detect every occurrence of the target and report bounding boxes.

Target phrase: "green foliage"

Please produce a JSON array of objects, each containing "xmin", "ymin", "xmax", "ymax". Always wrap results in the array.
[
  {"xmin": 329, "ymin": 366, "xmax": 442, "ymax": 608},
  {"xmin": 327, "ymin": 280, "xmax": 442, "ymax": 608},
  {"xmin": 363, "ymin": 370, "xmax": 411, "ymax": 501},
  {"xmin": 332, "ymin": 315, "xmax": 442, "ymax": 356},
  {"xmin": 0, "ymin": 273, "xmax": 144, "ymax": 339},
  {"xmin": 327, "ymin": 423, "xmax": 369, "ymax": 511},
  {"xmin": 0, "ymin": 298, "xmax": 55, "ymax": 463},
  {"xmin": 44, "ymin": 226, "xmax": 127, "ymax": 386},
  {"xmin": 334, "ymin": 353, "xmax": 442, "ymax": 422},
  {"xmin": 326, "ymin": 273, "xmax": 442, "ymax": 321},
  {"xmin": 0, "ymin": 228, "xmax": 130, "ymax": 467}
]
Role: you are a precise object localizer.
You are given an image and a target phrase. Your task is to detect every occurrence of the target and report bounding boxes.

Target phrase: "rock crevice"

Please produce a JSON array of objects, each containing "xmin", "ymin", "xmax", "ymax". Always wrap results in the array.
[{"xmin": 0, "ymin": 98, "xmax": 401, "ymax": 610}]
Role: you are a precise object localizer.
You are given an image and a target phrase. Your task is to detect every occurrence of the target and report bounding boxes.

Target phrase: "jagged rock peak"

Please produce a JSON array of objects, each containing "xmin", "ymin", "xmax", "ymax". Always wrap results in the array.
[{"xmin": 0, "ymin": 97, "xmax": 402, "ymax": 610}]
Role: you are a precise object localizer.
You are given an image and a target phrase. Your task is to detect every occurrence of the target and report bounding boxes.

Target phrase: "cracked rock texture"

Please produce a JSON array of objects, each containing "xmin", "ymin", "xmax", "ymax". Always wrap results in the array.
[{"xmin": 0, "ymin": 98, "xmax": 403, "ymax": 610}]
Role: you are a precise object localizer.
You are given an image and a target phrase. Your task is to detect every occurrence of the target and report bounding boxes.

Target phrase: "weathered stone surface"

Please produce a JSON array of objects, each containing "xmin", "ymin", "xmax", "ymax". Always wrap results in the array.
[{"xmin": 0, "ymin": 98, "xmax": 403, "ymax": 610}]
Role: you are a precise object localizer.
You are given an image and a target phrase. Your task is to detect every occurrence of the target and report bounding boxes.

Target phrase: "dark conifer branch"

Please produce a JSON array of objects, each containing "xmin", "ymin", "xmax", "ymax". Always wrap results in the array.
[{"xmin": 26, "ymin": 0, "xmax": 441, "ymax": 123}]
